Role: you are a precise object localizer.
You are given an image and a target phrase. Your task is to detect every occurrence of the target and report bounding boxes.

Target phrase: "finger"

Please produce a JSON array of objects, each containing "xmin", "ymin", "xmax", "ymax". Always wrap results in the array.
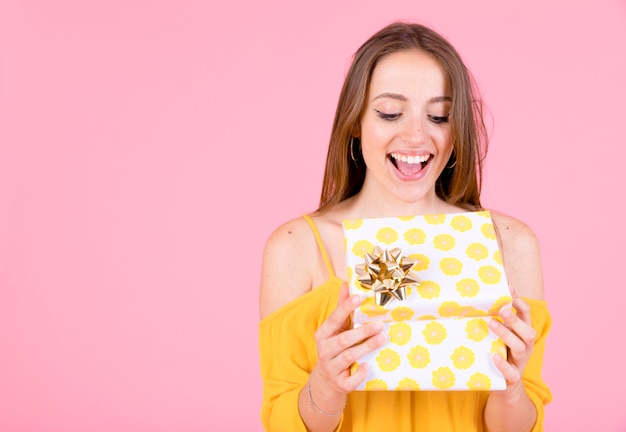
[
  {"xmin": 334, "ymin": 321, "xmax": 385, "ymax": 352},
  {"xmin": 333, "ymin": 328, "xmax": 387, "ymax": 369},
  {"xmin": 318, "ymin": 323, "xmax": 386, "ymax": 375},
  {"xmin": 316, "ymin": 293, "xmax": 361, "ymax": 340},
  {"xmin": 500, "ymin": 303, "xmax": 536, "ymax": 345},
  {"xmin": 341, "ymin": 362, "xmax": 371, "ymax": 392},
  {"xmin": 511, "ymin": 296, "xmax": 532, "ymax": 328},
  {"xmin": 331, "ymin": 331, "xmax": 387, "ymax": 391},
  {"xmin": 492, "ymin": 352, "xmax": 522, "ymax": 383},
  {"xmin": 488, "ymin": 317, "xmax": 527, "ymax": 360}
]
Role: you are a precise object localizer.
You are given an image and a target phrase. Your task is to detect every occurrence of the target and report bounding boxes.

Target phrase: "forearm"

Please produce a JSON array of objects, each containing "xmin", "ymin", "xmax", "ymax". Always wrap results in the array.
[
  {"xmin": 297, "ymin": 374, "xmax": 345, "ymax": 432},
  {"xmin": 484, "ymin": 382, "xmax": 537, "ymax": 432}
]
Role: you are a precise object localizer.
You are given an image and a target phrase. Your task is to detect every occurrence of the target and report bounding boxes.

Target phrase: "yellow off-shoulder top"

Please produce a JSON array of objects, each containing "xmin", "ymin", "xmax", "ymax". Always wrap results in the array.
[{"xmin": 259, "ymin": 215, "xmax": 552, "ymax": 431}]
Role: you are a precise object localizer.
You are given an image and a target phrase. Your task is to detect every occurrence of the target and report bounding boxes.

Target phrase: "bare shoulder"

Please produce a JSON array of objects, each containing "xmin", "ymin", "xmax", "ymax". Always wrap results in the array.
[
  {"xmin": 490, "ymin": 211, "xmax": 545, "ymax": 300},
  {"xmin": 259, "ymin": 217, "xmax": 316, "ymax": 319},
  {"xmin": 490, "ymin": 212, "xmax": 541, "ymax": 256}
]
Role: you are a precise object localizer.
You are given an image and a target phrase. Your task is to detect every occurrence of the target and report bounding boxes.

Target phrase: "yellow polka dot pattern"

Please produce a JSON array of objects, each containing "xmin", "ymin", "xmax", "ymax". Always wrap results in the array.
[
  {"xmin": 408, "ymin": 253, "xmax": 430, "ymax": 271},
  {"xmin": 404, "ymin": 228, "xmax": 427, "ymax": 245},
  {"xmin": 389, "ymin": 322, "xmax": 412, "ymax": 345},
  {"xmin": 376, "ymin": 227, "xmax": 398, "ymax": 245},
  {"xmin": 396, "ymin": 378, "xmax": 420, "ymax": 390},
  {"xmin": 376, "ymin": 348, "xmax": 401, "ymax": 372},
  {"xmin": 364, "ymin": 379, "xmax": 388, "ymax": 391},
  {"xmin": 343, "ymin": 211, "xmax": 512, "ymax": 391}
]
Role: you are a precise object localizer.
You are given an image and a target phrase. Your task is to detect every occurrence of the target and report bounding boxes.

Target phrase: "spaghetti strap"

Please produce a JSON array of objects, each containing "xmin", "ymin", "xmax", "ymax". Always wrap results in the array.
[{"xmin": 302, "ymin": 214, "xmax": 336, "ymax": 278}]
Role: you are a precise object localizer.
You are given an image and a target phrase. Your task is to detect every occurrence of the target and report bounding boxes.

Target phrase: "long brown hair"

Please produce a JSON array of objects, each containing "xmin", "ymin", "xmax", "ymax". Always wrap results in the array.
[{"xmin": 316, "ymin": 21, "xmax": 488, "ymax": 214}]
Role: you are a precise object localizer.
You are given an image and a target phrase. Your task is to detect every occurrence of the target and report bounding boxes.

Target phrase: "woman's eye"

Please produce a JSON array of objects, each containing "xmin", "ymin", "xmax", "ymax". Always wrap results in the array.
[
  {"xmin": 375, "ymin": 110, "xmax": 401, "ymax": 121},
  {"xmin": 429, "ymin": 115, "xmax": 450, "ymax": 124}
]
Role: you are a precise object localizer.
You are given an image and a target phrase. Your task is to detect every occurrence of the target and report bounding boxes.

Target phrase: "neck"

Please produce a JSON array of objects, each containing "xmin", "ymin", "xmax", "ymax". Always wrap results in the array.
[{"xmin": 347, "ymin": 189, "xmax": 460, "ymax": 218}]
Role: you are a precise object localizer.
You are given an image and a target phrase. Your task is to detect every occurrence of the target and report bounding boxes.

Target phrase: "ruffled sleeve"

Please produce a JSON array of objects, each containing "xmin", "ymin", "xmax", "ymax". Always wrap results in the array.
[
  {"xmin": 259, "ymin": 281, "xmax": 344, "ymax": 431},
  {"xmin": 523, "ymin": 298, "xmax": 553, "ymax": 432}
]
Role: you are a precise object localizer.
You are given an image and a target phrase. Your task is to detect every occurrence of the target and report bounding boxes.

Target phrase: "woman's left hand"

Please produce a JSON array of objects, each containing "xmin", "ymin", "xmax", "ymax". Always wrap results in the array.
[{"xmin": 488, "ymin": 286, "xmax": 536, "ymax": 392}]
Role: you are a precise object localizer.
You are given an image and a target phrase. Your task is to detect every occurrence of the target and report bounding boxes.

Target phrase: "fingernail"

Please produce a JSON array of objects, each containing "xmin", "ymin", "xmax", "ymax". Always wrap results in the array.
[
  {"xmin": 351, "ymin": 295, "xmax": 361, "ymax": 305},
  {"xmin": 489, "ymin": 318, "xmax": 498, "ymax": 330},
  {"xmin": 500, "ymin": 306, "xmax": 512, "ymax": 318}
]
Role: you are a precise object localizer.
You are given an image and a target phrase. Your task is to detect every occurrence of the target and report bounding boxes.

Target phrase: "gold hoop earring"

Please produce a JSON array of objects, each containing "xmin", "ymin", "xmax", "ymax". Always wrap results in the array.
[
  {"xmin": 350, "ymin": 137, "xmax": 360, "ymax": 162},
  {"xmin": 446, "ymin": 155, "xmax": 457, "ymax": 169}
]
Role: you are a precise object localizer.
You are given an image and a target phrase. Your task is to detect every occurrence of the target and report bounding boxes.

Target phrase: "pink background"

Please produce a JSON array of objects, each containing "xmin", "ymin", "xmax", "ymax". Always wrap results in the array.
[{"xmin": 1, "ymin": 1, "xmax": 625, "ymax": 431}]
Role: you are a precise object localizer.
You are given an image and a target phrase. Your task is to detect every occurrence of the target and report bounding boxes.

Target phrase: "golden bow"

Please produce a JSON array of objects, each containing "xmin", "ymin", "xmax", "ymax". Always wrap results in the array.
[{"xmin": 355, "ymin": 246, "xmax": 420, "ymax": 306}]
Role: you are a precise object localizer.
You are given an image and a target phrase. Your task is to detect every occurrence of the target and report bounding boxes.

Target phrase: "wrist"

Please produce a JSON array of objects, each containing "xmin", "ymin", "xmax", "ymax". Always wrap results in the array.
[
  {"xmin": 489, "ymin": 381, "xmax": 528, "ymax": 406},
  {"xmin": 306, "ymin": 371, "xmax": 347, "ymax": 417}
]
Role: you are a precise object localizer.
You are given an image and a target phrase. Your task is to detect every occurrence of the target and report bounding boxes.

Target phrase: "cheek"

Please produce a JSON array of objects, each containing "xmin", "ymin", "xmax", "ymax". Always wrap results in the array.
[
  {"xmin": 360, "ymin": 123, "xmax": 391, "ymax": 151},
  {"xmin": 361, "ymin": 128, "xmax": 387, "ymax": 156},
  {"xmin": 360, "ymin": 140, "xmax": 385, "ymax": 168},
  {"xmin": 434, "ymin": 129, "xmax": 453, "ymax": 154}
]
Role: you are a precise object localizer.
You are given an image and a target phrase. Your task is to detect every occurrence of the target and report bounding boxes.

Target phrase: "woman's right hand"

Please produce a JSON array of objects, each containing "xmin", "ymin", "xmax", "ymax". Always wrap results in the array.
[{"xmin": 308, "ymin": 283, "xmax": 387, "ymax": 409}]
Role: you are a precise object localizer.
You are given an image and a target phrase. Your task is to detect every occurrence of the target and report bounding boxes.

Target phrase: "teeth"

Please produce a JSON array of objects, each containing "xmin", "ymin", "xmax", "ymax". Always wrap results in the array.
[{"xmin": 390, "ymin": 152, "xmax": 430, "ymax": 164}]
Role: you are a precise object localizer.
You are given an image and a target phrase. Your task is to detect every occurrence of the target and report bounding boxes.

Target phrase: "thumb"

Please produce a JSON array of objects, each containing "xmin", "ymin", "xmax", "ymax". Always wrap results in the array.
[
  {"xmin": 338, "ymin": 282, "xmax": 354, "ymax": 332},
  {"xmin": 338, "ymin": 282, "xmax": 350, "ymax": 305}
]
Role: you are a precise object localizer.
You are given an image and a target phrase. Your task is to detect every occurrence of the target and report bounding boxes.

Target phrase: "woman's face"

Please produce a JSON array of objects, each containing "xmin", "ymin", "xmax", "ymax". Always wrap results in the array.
[{"xmin": 359, "ymin": 49, "xmax": 453, "ymax": 207}]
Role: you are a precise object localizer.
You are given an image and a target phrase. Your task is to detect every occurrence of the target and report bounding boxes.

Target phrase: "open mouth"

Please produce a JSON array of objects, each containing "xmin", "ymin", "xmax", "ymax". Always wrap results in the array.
[{"xmin": 388, "ymin": 152, "xmax": 433, "ymax": 177}]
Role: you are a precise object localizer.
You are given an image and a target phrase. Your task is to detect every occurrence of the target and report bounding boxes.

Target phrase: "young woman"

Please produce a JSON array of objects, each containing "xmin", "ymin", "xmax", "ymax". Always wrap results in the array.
[{"xmin": 259, "ymin": 21, "xmax": 551, "ymax": 432}]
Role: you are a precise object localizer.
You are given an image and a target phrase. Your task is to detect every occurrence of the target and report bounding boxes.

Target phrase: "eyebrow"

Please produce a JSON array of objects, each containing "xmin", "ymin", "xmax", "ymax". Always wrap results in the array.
[{"xmin": 372, "ymin": 93, "xmax": 452, "ymax": 103}]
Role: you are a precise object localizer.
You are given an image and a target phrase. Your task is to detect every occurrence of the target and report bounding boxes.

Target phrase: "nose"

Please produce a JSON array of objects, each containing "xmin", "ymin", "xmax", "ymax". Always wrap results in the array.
[{"xmin": 403, "ymin": 114, "xmax": 425, "ymax": 145}]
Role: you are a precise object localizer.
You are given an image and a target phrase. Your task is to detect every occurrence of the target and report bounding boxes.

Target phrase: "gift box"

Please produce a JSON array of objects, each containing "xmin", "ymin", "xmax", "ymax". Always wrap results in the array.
[{"xmin": 343, "ymin": 211, "xmax": 512, "ymax": 391}]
